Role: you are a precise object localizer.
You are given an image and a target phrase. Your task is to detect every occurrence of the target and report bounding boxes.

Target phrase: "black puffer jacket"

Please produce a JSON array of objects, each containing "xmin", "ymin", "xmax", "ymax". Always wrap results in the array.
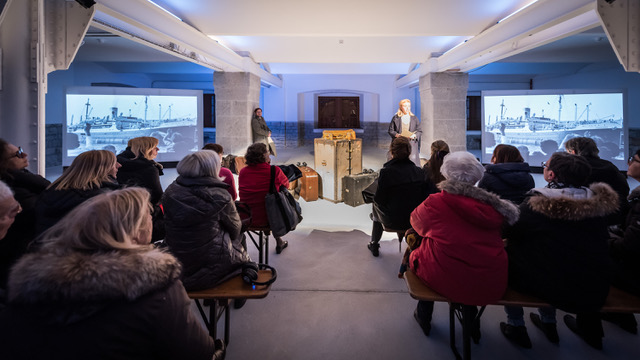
[
  {"xmin": 609, "ymin": 186, "xmax": 640, "ymax": 295},
  {"xmin": 583, "ymin": 156, "xmax": 629, "ymax": 225},
  {"xmin": 505, "ymin": 183, "xmax": 618, "ymax": 313},
  {"xmin": 35, "ymin": 180, "xmax": 122, "ymax": 236},
  {"xmin": 0, "ymin": 247, "xmax": 216, "ymax": 360},
  {"xmin": 0, "ymin": 169, "xmax": 50, "ymax": 288},
  {"xmin": 373, "ymin": 157, "xmax": 432, "ymax": 230},
  {"xmin": 162, "ymin": 176, "xmax": 249, "ymax": 291},
  {"xmin": 478, "ymin": 162, "xmax": 535, "ymax": 205},
  {"xmin": 116, "ymin": 149, "xmax": 164, "ymax": 205}
]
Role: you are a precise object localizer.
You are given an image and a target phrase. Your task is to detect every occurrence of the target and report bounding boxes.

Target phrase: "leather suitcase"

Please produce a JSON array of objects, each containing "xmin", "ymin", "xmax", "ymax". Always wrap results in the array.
[
  {"xmin": 314, "ymin": 138, "xmax": 362, "ymax": 202},
  {"xmin": 234, "ymin": 156, "xmax": 247, "ymax": 174},
  {"xmin": 298, "ymin": 166, "xmax": 319, "ymax": 201},
  {"xmin": 342, "ymin": 172, "xmax": 378, "ymax": 207}
]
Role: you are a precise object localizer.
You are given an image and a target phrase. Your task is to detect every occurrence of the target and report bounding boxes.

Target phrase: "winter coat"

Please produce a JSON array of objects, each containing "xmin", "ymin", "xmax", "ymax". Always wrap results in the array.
[
  {"xmin": 163, "ymin": 176, "xmax": 249, "ymax": 291},
  {"xmin": 219, "ymin": 166, "xmax": 237, "ymax": 200},
  {"xmin": 0, "ymin": 248, "xmax": 216, "ymax": 360},
  {"xmin": 0, "ymin": 169, "xmax": 50, "ymax": 288},
  {"xmin": 609, "ymin": 185, "xmax": 640, "ymax": 295},
  {"xmin": 35, "ymin": 180, "xmax": 122, "ymax": 236},
  {"xmin": 409, "ymin": 180, "xmax": 519, "ymax": 305},
  {"xmin": 116, "ymin": 149, "xmax": 164, "ymax": 205},
  {"xmin": 373, "ymin": 157, "xmax": 433, "ymax": 230},
  {"xmin": 238, "ymin": 163, "xmax": 289, "ymax": 227},
  {"xmin": 478, "ymin": 162, "xmax": 535, "ymax": 204},
  {"xmin": 504, "ymin": 183, "xmax": 618, "ymax": 313},
  {"xmin": 252, "ymin": 115, "xmax": 271, "ymax": 145},
  {"xmin": 583, "ymin": 156, "xmax": 629, "ymax": 225}
]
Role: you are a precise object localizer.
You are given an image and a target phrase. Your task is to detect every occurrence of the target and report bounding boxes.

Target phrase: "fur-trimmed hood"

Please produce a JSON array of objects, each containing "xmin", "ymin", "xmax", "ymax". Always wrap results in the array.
[
  {"xmin": 8, "ymin": 248, "xmax": 181, "ymax": 305},
  {"xmin": 629, "ymin": 185, "xmax": 640, "ymax": 201},
  {"xmin": 438, "ymin": 179, "xmax": 520, "ymax": 225},
  {"xmin": 527, "ymin": 182, "xmax": 618, "ymax": 221}
]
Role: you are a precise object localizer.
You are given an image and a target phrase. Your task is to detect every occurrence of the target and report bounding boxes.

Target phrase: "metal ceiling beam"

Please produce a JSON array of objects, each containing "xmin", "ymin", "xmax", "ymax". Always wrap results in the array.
[
  {"xmin": 396, "ymin": 0, "xmax": 599, "ymax": 88},
  {"xmin": 598, "ymin": 0, "xmax": 640, "ymax": 73},
  {"xmin": 93, "ymin": 0, "xmax": 282, "ymax": 87}
]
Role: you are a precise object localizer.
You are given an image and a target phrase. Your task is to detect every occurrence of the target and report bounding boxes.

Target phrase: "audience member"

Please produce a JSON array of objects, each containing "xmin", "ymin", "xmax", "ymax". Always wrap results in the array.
[
  {"xmin": 0, "ymin": 139, "xmax": 50, "ymax": 289},
  {"xmin": 35, "ymin": 150, "xmax": 121, "ymax": 236},
  {"xmin": 603, "ymin": 149, "xmax": 640, "ymax": 333},
  {"xmin": 501, "ymin": 152, "xmax": 617, "ymax": 350},
  {"xmin": 0, "ymin": 180, "xmax": 20, "ymax": 308},
  {"xmin": 367, "ymin": 137, "xmax": 430, "ymax": 257},
  {"xmin": 239, "ymin": 143, "xmax": 289, "ymax": 254},
  {"xmin": 410, "ymin": 152, "xmax": 519, "ymax": 342},
  {"xmin": 203, "ymin": 143, "xmax": 237, "ymax": 200},
  {"xmin": 0, "ymin": 188, "xmax": 225, "ymax": 359},
  {"xmin": 422, "ymin": 140, "xmax": 449, "ymax": 187},
  {"xmin": 565, "ymin": 136, "xmax": 629, "ymax": 224},
  {"xmin": 163, "ymin": 151, "xmax": 250, "ymax": 292},
  {"xmin": 116, "ymin": 137, "xmax": 164, "ymax": 205},
  {"xmin": 478, "ymin": 144, "xmax": 535, "ymax": 204}
]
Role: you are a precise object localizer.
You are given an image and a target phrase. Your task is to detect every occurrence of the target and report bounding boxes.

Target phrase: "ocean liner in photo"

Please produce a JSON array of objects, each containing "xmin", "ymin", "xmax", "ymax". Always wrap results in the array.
[
  {"xmin": 67, "ymin": 96, "xmax": 198, "ymax": 157},
  {"xmin": 484, "ymin": 94, "xmax": 624, "ymax": 164}
]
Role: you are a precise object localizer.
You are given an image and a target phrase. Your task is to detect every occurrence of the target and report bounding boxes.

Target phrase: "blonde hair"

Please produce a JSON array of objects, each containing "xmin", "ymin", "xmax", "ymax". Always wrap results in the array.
[
  {"xmin": 49, "ymin": 150, "xmax": 117, "ymax": 191},
  {"xmin": 38, "ymin": 187, "xmax": 152, "ymax": 252},
  {"xmin": 130, "ymin": 137, "xmax": 159, "ymax": 160},
  {"xmin": 177, "ymin": 150, "xmax": 221, "ymax": 179},
  {"xmin": 396, "ymin": 99, "xmax": 415, "ymax": 117}
]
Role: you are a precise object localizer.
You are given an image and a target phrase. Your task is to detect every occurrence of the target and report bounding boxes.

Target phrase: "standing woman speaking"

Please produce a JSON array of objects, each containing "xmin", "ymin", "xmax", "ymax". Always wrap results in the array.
[{"xmin": 388, "ymin": 99, "xmax": 422, "ymax": 166}]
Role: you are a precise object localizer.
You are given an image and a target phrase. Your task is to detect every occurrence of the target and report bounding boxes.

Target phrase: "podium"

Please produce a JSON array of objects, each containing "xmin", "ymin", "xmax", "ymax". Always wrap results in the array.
[{"xmin": 314, "ymin": 138, "xmax": 362, "ymax": 202}]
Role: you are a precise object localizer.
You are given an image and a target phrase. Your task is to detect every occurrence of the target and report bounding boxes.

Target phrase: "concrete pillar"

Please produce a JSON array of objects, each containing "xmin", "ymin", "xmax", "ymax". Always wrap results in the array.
[
  {"xmin": 213, "ymin": 72, "xmax": 261, "ymax": 155},
  {"xmin": 419, "ymin": 72, "xmax": 469, "ymax": 155}
]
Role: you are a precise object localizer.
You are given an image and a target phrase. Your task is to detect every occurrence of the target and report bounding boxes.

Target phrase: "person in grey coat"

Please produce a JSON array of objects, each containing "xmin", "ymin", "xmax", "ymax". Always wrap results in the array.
[
  {"xmin": 252, "ymin": 108, "xmax": 275, "ymax": 155},
  {"xmin": 162, "ymin": 150, "xmax": 251, "ymax": 292}
]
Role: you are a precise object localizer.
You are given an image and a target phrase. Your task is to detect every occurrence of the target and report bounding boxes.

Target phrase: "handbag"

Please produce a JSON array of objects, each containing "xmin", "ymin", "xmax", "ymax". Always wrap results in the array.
[
  {"xmin": 267, "ymin": 136, "xmax": 277, "ymax": 157},
  {"xmin": 265, "ymin": 165, "xmax": 302, "ymax": 237}
]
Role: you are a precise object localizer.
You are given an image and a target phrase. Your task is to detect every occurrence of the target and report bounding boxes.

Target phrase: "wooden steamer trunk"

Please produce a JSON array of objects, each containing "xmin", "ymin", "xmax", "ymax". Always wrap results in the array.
[
  {"xmin": 342, "ymin": 172, "xmax": 378, "ymax": 207},
  {"xmin": 314, "ymin": 138, "xmax": 362, "ymax": 202}
]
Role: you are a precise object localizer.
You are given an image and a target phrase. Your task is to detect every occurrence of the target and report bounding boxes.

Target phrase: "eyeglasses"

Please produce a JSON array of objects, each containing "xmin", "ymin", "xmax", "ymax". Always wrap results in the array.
[
  {"xmin": 8, "ymin": 147, "xmax": 23, "ymax": 159},
  {"xmin": 628, "ymin": 156, "xmax": 640, "ymax": 165},
  {"xmin": 541, "ymin": 161, "xmax": 547, "ymax": 169}
]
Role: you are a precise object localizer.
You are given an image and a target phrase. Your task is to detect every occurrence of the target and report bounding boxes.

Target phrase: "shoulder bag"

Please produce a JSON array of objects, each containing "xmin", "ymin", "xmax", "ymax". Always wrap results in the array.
[{"xmin": 266, "ymin": 165, "xmax": 303, "ymax": 237}]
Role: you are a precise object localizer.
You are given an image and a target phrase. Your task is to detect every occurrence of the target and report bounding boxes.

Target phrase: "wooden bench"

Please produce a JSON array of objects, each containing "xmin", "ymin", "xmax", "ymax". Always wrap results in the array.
[
  {"xmin": 188, "ymin": 270, "xmax": 273, "ymax": 345},
  {"xmin": 246, "ymin": 226, "xmax": 271, "ymax": 264},
  {"xmin": 404, "ymin": 269, "xmax": 640, "ymax": 360}
]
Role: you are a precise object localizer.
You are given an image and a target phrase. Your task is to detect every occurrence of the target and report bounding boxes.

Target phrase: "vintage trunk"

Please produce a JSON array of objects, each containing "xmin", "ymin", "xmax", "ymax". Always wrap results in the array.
[
  {"xmin": 298, "ymin": 166, "xmax": 319, "ymax": 201},
  {"xmin": 342, "ymin": 172, "xmax": 378, "ymax": 207},
  {"xmin": 314, "ymin": 138, "xmax": 362, "ymax": 202}
]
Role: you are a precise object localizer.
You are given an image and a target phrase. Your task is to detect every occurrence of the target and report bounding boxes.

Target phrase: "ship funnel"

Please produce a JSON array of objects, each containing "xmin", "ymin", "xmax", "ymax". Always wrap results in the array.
[
  {"xmin": 524, "ymin": 107, "xmax": 530, "ymax": 119},
  {"xmin": 111, "ymin": 107, "xmax": 118, "ymax": 120}
]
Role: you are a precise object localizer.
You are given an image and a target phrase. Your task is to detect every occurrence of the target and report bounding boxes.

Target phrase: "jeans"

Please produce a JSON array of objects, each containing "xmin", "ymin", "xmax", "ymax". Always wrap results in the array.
[{"xmin": 504, "ymin": 305, "xmax": 556, "ymax": 327}]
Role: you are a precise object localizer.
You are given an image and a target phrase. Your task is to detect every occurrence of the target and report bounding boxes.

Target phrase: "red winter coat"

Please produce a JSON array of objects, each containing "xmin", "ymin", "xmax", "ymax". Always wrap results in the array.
[
  {"xmin": 238, "ymin": 163, "xmax": 289, "ymax": 227},
  {"xmin": 409, "ymin": 180, "xmax": 519, "ymax": 305}
]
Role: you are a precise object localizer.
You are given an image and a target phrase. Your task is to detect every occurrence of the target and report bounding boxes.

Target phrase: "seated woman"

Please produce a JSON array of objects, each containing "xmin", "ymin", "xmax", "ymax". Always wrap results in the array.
[
  {"xmin": 422, "ymin": 139, "xmax": 449, "ymax": 187},
  {"xmin": 0, "ymin": 139, "xmax": 50, "ymax": 290},
  {"xmin": 367, "ymin": 137, "xmax": 430, "ymax": 257},
  {"xmin": 116, "ymin": 136, "xmax": 164, "ymax": 205},
  {"xmin": 0, "ymin": 188, "xmax": 225, "ymax": 359},
  {"xmin": 35, "ymin": 150, "xmax": 122, "ymax": 236},
  {"xmin": 410, "ymin": 152, "xmax": 519, "ymax": 340},
  {"xmin": 238, "ymin": 143, "xmax": 290, "ymax": 254},
  {"xmin": 478, "ymin": 144, "xmax": 535, "ymax": 205},
  {"xmin": 162, "ymin": 150, "xmax": 250, "ymax": 291},
  {"xmin": 203, "ymin": 143, "xmax": 237, "ymax": 200}
]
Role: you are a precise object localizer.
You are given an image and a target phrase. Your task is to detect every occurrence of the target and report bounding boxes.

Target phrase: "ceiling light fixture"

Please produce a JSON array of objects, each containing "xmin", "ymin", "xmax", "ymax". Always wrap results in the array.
[
  {"xmin": 147, "ymin": 0, "xmax": 182, "ymax": 22},
  {"xmin": 498, "ymin": 0, "xmax": 539, "ymax": 23}
]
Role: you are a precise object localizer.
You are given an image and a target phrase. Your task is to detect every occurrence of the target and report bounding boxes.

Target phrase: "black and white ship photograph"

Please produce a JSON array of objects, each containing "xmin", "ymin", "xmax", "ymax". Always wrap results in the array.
[{"xmin": 482, "ymin": 91, "xmax": 625, "ymax": 168}]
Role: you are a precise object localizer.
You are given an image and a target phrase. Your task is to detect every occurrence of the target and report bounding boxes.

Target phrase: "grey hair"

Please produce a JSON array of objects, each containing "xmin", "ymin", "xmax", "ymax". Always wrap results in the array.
[
  {"xmin": 0, "ymin": 180, "xmax": 13, "ymax": 202},
  {"xmin": 441, "ymin": 151, "xmax": 485, "ymax": 184},
  {"xmin": 177, "ymin": 150, "xmax": 220, "ymax": 179}
]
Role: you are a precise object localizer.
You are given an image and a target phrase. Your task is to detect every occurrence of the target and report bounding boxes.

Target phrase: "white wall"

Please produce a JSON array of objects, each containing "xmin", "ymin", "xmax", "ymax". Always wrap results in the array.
[{"xmin": 262, "ymin": 74, "xmax": 416, "ymax": 125}]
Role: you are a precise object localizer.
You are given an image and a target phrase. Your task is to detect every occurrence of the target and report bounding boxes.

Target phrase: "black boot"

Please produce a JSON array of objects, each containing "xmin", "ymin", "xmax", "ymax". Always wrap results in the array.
[{"xmin": 367, "ymin": 241, "xmax": 380, "ymax": 257}]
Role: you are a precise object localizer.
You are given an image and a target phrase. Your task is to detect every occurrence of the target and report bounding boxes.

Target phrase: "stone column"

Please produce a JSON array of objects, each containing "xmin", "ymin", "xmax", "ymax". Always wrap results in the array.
[
  {"xmin": 419, "ymin": 72, "xmax": 469, "ymax": 155},
  {"xmin": 213, "ymin": 72, "xmax": 261, "ymax": 155}
]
